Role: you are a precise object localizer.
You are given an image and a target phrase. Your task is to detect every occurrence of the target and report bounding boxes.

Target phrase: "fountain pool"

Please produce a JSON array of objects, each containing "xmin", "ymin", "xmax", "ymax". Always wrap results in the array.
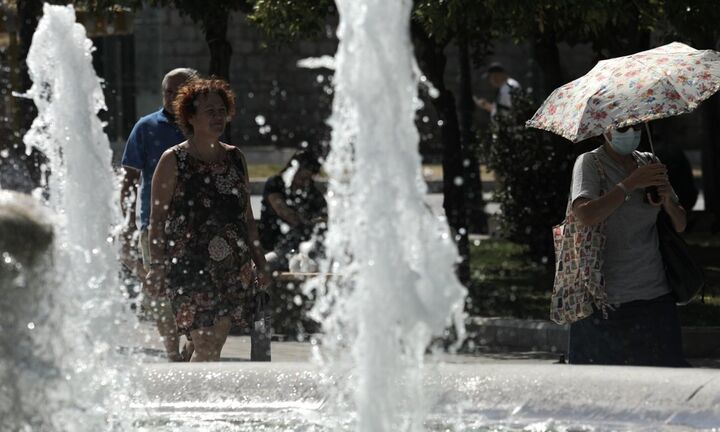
[{"xmin": 2, "ymin": 2, "xmax": 719, "ymax": 432}]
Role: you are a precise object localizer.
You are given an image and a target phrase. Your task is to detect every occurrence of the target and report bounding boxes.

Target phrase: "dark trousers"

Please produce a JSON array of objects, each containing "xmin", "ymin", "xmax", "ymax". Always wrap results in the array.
[{"xmin": 569, "ymin": 293, "xmax": 689, "ymax": 367}]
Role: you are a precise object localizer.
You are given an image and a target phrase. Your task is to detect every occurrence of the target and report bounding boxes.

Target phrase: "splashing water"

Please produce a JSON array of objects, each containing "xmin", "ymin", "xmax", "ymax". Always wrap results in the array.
[
  {"xmin": 2, "ymin": 4, "xmax": 138, "ymax": 430},
  {"xmin": 307, "ymin": 0, "xmax": 467, "ymax": 431}
]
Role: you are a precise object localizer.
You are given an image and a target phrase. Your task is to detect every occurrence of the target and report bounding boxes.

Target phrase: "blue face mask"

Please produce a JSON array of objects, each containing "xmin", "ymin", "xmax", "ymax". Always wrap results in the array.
[{"xmin": 609, "ymin": 129, "xmax": 641, "ymax": 155}]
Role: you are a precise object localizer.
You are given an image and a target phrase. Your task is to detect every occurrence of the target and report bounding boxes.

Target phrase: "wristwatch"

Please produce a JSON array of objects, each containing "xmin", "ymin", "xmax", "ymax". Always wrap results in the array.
[{"xmin": 617, "ymin": 182, "xmax": 631, "ymax": 202}]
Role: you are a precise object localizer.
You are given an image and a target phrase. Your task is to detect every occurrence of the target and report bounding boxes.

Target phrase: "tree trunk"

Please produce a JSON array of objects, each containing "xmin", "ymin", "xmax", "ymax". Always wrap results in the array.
[
  {"xmin": 412, "ymin": 24, "xmax": 470, "ymax": 284},
  {"xmin": 693, "ymin": 36, "xmax": 720, "ymax": 229},
  {"xmin": 532, "ymin": 30, "xmax": 564, "ymax": 97},
  {"xmin": 9, "ymin": 0, "xmax": 45, "ymax": 191},
  {"xmin": 702, "ymin": 94, "xmax": 720, "ymax": 228},
  {"xmin": 204, "ymin": 14, "xmax": 233, "ymax": 142},
  {"xmin": 457, "ymin": 34, "xmax": 487, "ymax": 234}
]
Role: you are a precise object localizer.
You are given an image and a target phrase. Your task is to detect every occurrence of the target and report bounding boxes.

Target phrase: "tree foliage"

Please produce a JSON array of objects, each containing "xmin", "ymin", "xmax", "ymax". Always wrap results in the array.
[
  {"xmin": 475, "ymin": 89, "xmax": 576, "ymax": 262},
  {"xmin": 146, "ymin": 0, "xmax": 253, "ymax": 30},
  {"xmin": 662, "ymin": 0, "xmax": 720, "ymax": 48},
  {"xmin": 250, "ymin": 0, "xmax": 334, "ymax": 42}
]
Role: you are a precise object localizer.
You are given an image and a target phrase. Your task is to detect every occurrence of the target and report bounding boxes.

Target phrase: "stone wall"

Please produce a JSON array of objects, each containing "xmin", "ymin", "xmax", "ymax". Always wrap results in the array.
[{"xmin": 131, "ymin": 7, "xmax": 336, "ymax": 163}]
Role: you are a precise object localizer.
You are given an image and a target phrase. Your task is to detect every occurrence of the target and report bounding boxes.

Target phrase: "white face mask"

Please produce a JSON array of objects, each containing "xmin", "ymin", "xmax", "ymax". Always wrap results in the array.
[{"xmin": 607, "ymin": 129, "xmax": 641, "ymax": 155}]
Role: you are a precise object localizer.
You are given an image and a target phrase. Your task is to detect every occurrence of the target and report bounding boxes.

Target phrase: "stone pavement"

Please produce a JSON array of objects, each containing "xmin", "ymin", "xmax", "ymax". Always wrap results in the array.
[
  {"xmin": 130, "ymin": 321, "xmax": 720, "ymax": 368},
  {"xmin": 130, "ymin": 321, "xmax": 559, "ymax": 365},
  {"xmin": 465, "ymin": 316, "xmax": 720, "ymax": 368}
]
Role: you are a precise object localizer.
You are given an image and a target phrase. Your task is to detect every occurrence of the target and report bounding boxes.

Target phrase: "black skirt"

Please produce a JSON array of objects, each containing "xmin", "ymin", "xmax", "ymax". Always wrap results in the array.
[{"xmin": 568, "ymin": 293, "xmax": 690, "ymax": 367}]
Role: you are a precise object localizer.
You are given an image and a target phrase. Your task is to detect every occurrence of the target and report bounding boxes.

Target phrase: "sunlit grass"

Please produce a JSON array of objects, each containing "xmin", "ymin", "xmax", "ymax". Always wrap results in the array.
[
  {"xmin": 468, "ymin": 238, "xmax": 720, "ymax": 326},
  {"xmin": 247, "ymin": 164, "xmax": 283, "ymax": 179}
]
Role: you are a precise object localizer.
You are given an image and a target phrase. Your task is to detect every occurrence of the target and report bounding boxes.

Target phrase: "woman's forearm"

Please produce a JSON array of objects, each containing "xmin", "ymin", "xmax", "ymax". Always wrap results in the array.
[
  {"xmin": 573, "ymin": 185, "xmax": 627, "ymax": 226},
  {"xmin": 247, "ymin": 218, "xmax": 268, "ymax": 271},
  {"xmin": 663, "ymin": 200, "xmax": 687, "ymax": 232},
  {"xmin": 148, "ymin": 223, "xmax": 166, "ymax": 265}
]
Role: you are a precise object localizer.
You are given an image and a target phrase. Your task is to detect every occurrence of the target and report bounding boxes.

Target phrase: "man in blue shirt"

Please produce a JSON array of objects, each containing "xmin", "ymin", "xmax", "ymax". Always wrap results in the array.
[{"xmin": 120, "ymin": 67, "xmax": 197, "ymax": 362}]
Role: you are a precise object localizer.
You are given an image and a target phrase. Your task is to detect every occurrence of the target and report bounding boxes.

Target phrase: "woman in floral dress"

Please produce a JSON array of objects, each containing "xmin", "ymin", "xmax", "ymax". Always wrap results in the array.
[{"xmin": 144, "ymin": 78, "xmax": 270, "ymax": 361}]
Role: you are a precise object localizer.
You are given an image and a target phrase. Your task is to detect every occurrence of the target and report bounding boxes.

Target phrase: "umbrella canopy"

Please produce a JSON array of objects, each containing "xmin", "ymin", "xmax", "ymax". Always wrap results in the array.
[{"xmin": 526, "ymin": 42, "xmax": 720, "ymax": 143}]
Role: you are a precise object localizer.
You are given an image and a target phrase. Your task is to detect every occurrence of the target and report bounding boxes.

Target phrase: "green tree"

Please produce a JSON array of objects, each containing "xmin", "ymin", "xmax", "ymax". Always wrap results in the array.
[
  {"xmin": 663, "ymin": 1, "xmax": 720, "ymax": 229},
  {"xmin": 476, "ymin": 88, "xmax": 576, "ymax": 261},
  {"xmin": 489, "ymin": 0, "xmax": 664, "ymax": 96}
]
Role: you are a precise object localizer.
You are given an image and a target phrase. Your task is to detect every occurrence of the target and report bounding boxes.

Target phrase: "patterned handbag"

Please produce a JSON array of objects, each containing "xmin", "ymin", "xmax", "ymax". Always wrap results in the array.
[{"xmin": 550, "ymin": 154, "xmax": 610, "ymax": 325}]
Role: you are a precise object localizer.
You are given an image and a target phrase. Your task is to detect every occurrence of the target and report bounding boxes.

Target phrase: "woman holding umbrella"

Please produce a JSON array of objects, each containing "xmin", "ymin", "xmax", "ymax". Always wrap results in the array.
[
  {"xmin": 527, "ymin": 42, "xmax": 720, "ymax": 366},
  {"xmin": 567, "ymin": 124, "xmax": 688, "ymax": 366}
]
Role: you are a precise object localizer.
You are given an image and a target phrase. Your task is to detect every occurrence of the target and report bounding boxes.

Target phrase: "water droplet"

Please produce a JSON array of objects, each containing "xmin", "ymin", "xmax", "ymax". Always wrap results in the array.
[
  {"xmin": 255, "ymin": 115, "xmax": 266, "ymax": 126},
  {"xmin": 27, "ymin": 322, "xmax": 35, "ymax": 330},
  {"xmin": 453, "ymin": 176, "xmax": 464, "ymax": 186}
]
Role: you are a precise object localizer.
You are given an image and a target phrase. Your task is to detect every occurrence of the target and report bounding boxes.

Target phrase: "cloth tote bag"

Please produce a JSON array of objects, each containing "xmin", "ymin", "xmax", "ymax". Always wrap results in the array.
[{"xmin": 551, "ymin": 154, "xmax": 610, "ymax": 325}]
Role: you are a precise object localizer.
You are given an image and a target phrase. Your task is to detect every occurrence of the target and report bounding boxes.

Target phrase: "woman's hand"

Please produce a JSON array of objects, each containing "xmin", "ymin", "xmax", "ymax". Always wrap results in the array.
[
  {"xmin": 143, "ymin": 266, "xmax": 166, "ymax": 298},
  {"xmin": 257, "ymin": 270, "xmax": 272, "ymax": 290},
  {"xmin": 647, "ymin": 181, "xmax": 675, "ymax": 208},
  {"xmin": 624, "ymin": 163, "xmax": 667, "ymax": 190}
]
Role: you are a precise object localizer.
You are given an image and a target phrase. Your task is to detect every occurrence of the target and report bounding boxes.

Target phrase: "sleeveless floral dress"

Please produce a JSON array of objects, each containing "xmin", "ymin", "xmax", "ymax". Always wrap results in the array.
[{"xmin": 163, "ymin": 146, "xmax": 255, "ymax": 333}]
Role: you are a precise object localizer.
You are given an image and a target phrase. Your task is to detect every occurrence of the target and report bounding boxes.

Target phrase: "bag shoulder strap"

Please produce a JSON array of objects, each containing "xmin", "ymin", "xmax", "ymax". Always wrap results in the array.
[
  {"xmin": 590, "ymin": 153, "xmax": 610, "ymax": 192},
  {"xmin": 563, "ymin": 152, "xmax": 610, "ymax": 219}
]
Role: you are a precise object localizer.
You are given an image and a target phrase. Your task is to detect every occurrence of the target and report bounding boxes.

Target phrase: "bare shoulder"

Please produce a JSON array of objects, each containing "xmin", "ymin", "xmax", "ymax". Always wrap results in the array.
[
  {"xmin": 156, "ymin": 145, "xmax": 182, "ymax": 172},
  {"xmin": 221, "ymin": 142, "xmax": 244, "ymax": 158}
]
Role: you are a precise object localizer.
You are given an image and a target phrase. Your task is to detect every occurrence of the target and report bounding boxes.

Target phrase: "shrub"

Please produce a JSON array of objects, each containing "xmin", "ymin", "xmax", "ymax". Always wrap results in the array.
[{"xmin": 475, "ymin": 88, "xmax": 576, "ymax": 264}]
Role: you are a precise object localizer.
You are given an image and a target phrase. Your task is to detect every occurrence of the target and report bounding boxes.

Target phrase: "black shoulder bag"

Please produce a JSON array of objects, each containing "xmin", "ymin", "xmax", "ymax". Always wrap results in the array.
[
  {"xmin": 656, "ymin": 210, "xmax": 705, "ymax": 304},
  {"xmin": 636, "ymin": 151, "xmax": 705, "ymax": 304}
]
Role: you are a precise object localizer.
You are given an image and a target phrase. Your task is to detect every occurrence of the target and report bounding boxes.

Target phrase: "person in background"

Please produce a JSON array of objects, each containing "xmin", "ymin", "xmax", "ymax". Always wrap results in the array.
[
  {"xmin": 259, "ymin": 150, "xmax": 327, "ymax": 271},
  {"xmin": 145, "ymin": 78, "xmax": 271, "ymax": 362},
  {"xmin": 474, "ymin": 62, "xmax": 521, "ymax": 119},
  {"xmin": 567, "ymin": 123, "xmax": 688, "ymax": 367},
  {"xmin": 119, "ymin": 67, "xmax": 197, "ymax": 362}
]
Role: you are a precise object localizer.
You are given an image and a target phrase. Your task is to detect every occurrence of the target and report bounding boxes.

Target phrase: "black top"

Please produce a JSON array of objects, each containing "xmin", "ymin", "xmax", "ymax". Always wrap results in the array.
[{"xmin": 258, "ymin": 174, "xmax": 326, "ymax": 251}]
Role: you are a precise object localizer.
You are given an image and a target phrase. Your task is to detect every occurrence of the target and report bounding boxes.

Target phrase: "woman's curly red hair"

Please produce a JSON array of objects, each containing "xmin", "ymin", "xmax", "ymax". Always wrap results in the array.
[{"xmin": 172, "ymin": 78, "xmax": 236, "ymax": 136}]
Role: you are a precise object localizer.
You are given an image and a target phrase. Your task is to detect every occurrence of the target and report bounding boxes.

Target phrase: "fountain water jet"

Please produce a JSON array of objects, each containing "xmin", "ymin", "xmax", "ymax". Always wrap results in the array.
[
  {"xmin": 0, "ymin": 4, "xmax": 138, "ymax": 430},
  {"xmin": 307, "ymin": 0, "xmax": 467, "ymax": 430}
]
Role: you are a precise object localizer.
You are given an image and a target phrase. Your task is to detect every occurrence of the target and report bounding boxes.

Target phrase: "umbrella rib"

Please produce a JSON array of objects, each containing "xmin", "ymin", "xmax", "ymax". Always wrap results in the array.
[
  {"xmin": 632, "ymin": 55, "xmax": 695, "ymax": 109},
  {"xmin": 571, "ymin": 62, "xmax": 623, "ymax": 141}
]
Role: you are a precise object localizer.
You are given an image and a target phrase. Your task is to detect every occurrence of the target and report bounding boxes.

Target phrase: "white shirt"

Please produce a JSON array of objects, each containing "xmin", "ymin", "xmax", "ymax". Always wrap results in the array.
[{"xmin": 491, "ymin": 77, "xmax": 521, "ymax": 118}]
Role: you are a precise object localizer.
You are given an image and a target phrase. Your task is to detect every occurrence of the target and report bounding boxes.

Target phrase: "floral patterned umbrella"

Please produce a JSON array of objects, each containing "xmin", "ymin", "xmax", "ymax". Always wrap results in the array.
[{"xmin": 526, "ymin": 42, "xmax": 720, "ymax": 143}]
